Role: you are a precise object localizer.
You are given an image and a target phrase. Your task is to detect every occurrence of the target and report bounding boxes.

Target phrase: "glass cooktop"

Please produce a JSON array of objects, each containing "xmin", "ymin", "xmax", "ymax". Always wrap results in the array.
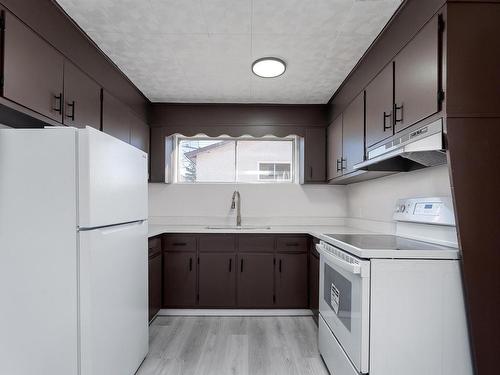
[{"xmin": 324, "ymin": 234, "xmax": 455, "ymax": 251}]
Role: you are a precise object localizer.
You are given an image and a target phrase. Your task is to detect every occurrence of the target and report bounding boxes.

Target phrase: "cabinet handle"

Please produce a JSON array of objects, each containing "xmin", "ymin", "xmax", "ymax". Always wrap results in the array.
[
  {"xmin": 173, "ymin": 242, "xmax": 187, "ymax": 246},
  {"xmin": 383, "ymin": 111, "xmax": 392, "ymax": 131},
  {"xmin": 309, "ymin": 166, "xmax": 313, "ymax": 178},
  {"xmin": 229, "ymin": 258, "xmax": 232, "ymax": 272},
  {"xmin": 341, "ymin": 158, "xmax": 347, "ymax": 171},
  {"xmin": 53, "ymin": 93, "xmax": 63, "ymax": 113},
  {"xmin": 394, "ymin": 103, "xmax": 404, "ymax": 123},
  {"xmin": 286, "ymin": 242, "xmax": 299, "ymax": 247},
  {"xmin": 279, "ymin": 259, "xmax": 282, "ymax": 273},
  {"xmin": 189, "ymin": 257, "xmax": 193, "ymax": 271},
  {"xmin": 66, "ymin": 100, "xmax": 75, "ymax": 121},
  {"xmin": 336, "ymin": 159, "xmax": 341, "ymax": 172},
  {"xmin": 240, "ymin": 259, "xmax": 244, "ymax": 273}
]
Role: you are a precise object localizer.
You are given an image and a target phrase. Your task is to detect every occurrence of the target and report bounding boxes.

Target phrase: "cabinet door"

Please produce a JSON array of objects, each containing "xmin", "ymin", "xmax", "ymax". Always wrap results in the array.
[
  {"xmin": 148, "ymin": 253, "xmax": 162, "ymax": 321},
  {"xmin": 198, "ymin": 253, "xmax": 236, "ymax": 307},
  {"xmin": 63, "ymin": 61, "xmax": 101, "ymax": 129},
  {"xmin": 327, "ymin": 114, "xmax": 343, "ymax": 180},
  {"xmin": 342, "ymin": 92, "xmax": 365, "ymax": 174},
  {"xmin": 237, "ymin": 253, "xmax": 274, "ymax": 308},
  {"xmin": 130, "ymin": 116, "xmax": 149, "ymax": 153},
  {"xmin": 3, "ymin": 11, "xmax": 64, "ymax": 122},
  {"xmin": 163, "ymin": 252, "xmax": 197, "ymax": 307},
  {"xmin": 366, "ymin": 63, "xmax": 394, "ymax": 147},
  {"xmin": 309, "ymin": 252, "xmax": 320, "ymax": 322},
  {"xmin": 102, "ymin": 91, "xmax": 131, "ymax": 143},
  {"xmin": 394, "ymin": 16, "xmax": 440, "ymax": 132},
  {"xmin": 275, "ymin": 253, "xmax": 308, "ymax": 308},
  {"xmin": 304, "ymin": 127, "xmax": 326, "ymax": 182}
]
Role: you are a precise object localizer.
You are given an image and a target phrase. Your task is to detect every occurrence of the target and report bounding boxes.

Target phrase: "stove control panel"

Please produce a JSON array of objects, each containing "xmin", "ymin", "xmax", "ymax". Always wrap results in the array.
[{"xmin": 393, "ymin": 197, "xmax": 455, "ymax": 226}]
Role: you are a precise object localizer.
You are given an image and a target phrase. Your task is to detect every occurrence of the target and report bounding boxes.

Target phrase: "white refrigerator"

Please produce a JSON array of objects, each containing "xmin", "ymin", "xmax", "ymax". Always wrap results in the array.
[{"xmin": 0, "ymin": 127, "xmax": 149, "ymax": 375}]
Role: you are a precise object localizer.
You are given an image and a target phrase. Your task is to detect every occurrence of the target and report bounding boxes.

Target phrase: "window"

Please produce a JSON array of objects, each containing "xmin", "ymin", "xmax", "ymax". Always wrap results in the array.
[
  {"xmin": 174, "ymin": 136, "xmax": 296, "ymax": 183},
  {"xmin": 258, "ymin": 163, "xmax": 291, "ymax": 181}
]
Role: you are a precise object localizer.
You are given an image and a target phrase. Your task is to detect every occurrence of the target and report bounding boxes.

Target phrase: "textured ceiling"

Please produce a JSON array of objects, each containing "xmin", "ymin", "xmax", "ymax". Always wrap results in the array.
[{"xmin": 56, "ymin": 0, "xmax": 402, "ymax": 104}]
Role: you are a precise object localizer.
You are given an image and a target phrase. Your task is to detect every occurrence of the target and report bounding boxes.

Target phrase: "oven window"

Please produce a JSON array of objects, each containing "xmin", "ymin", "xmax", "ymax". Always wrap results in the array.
[{"xmin": 324, "ymin": 263, "xmax": 352, "ymax": 331}]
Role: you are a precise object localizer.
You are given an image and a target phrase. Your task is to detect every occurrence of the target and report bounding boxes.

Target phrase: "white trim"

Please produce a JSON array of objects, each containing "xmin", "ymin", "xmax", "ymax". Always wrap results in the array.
[{"xmin": 157, "ymin": 309, "xmax": 313, "ymax": 317}]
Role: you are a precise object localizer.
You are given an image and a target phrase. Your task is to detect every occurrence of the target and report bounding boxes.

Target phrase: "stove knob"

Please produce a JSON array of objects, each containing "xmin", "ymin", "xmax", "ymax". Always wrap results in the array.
[{"xmin": 400, "ymin": 205, "xmax": 406, "ymax": 213}]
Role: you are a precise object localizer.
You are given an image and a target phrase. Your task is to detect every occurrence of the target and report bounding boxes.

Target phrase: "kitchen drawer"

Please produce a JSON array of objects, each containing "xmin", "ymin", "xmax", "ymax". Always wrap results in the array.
[
  {"xmin": 238, "ymin": 235, "xmax": 275, "ymax": 253},
  {"xmin": 276, "ymin": 236, "xmax": 308, "ymax": 253},
  {"xmin": 199, "ymin": 234, "xmax": 236, "ymax": 252},
  {"xmin": 148, "ymin": 236, "xmax": 161, "ymax": 258},
  {"xmin": 163, "ymin": 235, "xmax": 197, "ymax": 252}
]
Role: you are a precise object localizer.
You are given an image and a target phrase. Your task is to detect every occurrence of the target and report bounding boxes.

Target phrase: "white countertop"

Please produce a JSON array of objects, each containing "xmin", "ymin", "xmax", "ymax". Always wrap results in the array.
[{"xmin": 148, "ymin": 224, "xmax": 372, "ymax": 240}]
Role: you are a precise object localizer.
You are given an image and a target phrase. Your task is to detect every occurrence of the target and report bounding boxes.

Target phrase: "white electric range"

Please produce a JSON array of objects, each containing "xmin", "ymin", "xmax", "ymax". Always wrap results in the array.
[{"xmin": 316, "ymin": 197, "xmax": 473, "ymax": 375}]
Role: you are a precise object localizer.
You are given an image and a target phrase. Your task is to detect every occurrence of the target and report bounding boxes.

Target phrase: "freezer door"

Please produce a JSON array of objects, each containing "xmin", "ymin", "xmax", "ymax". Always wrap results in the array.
[
  {"xmin": 79, "ymin": 220, "xmax": 148, "ymax": 375},
  {"xmin": 78, "ymin": 127, "xmax": 148, "ymax": 228}
]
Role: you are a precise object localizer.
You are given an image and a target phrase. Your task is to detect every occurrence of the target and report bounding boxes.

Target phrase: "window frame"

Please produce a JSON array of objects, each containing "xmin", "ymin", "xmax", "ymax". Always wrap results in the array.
[{"xmin": 172, "ymin": 134, "xmax": 298, "ymax": 184}]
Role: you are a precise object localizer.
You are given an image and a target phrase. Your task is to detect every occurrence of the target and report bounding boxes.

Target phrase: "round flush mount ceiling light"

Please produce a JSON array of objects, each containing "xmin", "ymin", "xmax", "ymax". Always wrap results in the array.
[{"xmin": 252, "ymin": 57, "xmax": 286, "ymax": 78}]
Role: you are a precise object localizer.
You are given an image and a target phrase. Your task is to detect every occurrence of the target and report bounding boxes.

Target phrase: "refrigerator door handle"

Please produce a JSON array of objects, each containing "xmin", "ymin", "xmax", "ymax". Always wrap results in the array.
[{"xmin": 80, "ymin": 220, "xmax": 146, "ymax": 234}]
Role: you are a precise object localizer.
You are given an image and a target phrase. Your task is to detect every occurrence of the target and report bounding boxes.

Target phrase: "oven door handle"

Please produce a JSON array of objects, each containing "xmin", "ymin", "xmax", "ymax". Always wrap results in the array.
[{"xmin": 316, "ymin": 244, "xmax": 362, "ymax": 275}]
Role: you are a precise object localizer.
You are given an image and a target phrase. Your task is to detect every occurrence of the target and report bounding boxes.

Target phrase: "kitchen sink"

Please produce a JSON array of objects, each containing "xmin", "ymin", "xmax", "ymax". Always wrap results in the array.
[{"xmin": 205, "ymin": 225, "xmax": 272, "ymax": 230}]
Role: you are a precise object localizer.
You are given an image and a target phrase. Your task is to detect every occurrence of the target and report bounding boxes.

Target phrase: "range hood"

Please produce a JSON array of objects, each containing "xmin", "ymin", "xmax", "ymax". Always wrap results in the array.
[{"xmin": 354, "ymin": 119, "xmax": 447, "ymax": 172}]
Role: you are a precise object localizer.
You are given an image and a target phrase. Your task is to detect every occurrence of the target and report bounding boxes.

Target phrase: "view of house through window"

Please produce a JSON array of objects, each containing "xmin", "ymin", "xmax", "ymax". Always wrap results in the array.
[{"xmin": 176, "ymin": 136, "xmax": 295, "ymax": 183}]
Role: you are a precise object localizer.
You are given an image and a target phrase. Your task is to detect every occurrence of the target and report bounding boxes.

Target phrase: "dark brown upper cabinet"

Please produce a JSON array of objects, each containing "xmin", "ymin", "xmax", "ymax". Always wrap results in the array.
[
  {"xmin": 198, "ymin": 253, "xmax": 236, "ymax": 307},
  {"xmin": 365, "ymin": 63, "xmax": 394, "ymax": 147},
  {"xmin": 303, "ymin": 127, "xmax": 326, "ymax": 183},
  {"xmin": 341, "ymin": 92, "xmax": 365, "ymax": 174},
  {"xmin": 237, "ymin": 253, "xmax": 274, "ymax": 308},
  {"xmin": 130, "ymin": 116, "xmax": 150, "ymax": 153},
  {"xmin": 327, "ymin": 114, "xmax": 343, "ymax": 181},
  {"xmin": 163, "ymin": 252, "xmax": 197, "ymax": 307},
  {"xmin": 63, "ymin": 61, "xmax": 101, "ymax": 129},
  {"xmin": 3, "ymin": 11, "xmax": 64, "ymax": 122},
  {"xmin": 275, "ymin": 253, "xmax": 308, "ymax": 308},
  {"xmin": 102, "ymin": 91, "xmax": 131, "ymax": 144},
  {"xmin": 394, "ymin": 16, "xmax": 440, "ymax": 133}
]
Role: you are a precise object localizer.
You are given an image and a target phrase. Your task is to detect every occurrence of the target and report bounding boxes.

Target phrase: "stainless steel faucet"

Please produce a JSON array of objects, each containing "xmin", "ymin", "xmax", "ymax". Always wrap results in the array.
[{"xmin": 231, "ymin": 190, "xmax": 241, "ymax": 227}]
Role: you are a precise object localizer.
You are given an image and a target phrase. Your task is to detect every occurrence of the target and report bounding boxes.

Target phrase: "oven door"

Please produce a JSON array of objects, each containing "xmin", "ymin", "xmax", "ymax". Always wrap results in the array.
[{"xmin": 317, "ymin": 242, "xmax": 370, "ymax": 374}]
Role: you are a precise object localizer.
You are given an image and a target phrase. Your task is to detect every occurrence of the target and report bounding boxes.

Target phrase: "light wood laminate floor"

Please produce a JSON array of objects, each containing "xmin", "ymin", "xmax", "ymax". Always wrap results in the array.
[{"xmin": 136, "ymin": 316, "xmax": 329, "ymax": 375}]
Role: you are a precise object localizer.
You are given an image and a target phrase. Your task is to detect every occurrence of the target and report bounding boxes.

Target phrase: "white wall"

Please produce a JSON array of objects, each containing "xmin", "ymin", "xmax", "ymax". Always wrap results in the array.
[
  {"xmin": 345, "ymin": 165, "xmax": 454, "ymax": 239},
  {"xmin": 149, "ymin": 164, "xmax": 452, "ymax": 231},
  {"xmin": 149, "ymin": 183, "xmax": 347, "ymax": 226},
  {"xmin": 347, "ymin": 165, "xmax": 451, "ymax": 222}
]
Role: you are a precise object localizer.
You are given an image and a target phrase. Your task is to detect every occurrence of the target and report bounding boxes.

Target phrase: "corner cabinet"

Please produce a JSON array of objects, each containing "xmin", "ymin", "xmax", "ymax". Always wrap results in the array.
[
  {"xmin": 302, "ymin": 127, "xmax": 326, "ymax": 183},
  {"xmin": 341, "ymin": 92, "xmax": 365, "ymax": 174},
  {"xmin": 148, "ymin": 237, "xmax": 162, "ymax": 321},
  {"xmin": 102, "ymin": 90, "xmax": 149, "ymax": 152},
  {"xmin": 327, "ymin": 114, "xmax": 343, "ymax": 180},
  {"xmin": 327, "ymin": 92, "xmax": 364, "ymax": 180}
]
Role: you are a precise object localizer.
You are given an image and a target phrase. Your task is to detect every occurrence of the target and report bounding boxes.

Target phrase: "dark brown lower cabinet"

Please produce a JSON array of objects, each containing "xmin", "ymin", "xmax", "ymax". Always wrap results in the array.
[
  {"xmin": 163, "ymin": 252, "xmax": 197, "ymax": 307},
  {"xmin": 198, "ymin": 253, "xmax": 236, "ymax": 307},
  {"xmin": 148, "ymin": 252, "xmax": 162, "ymax": 321},
  {"xmin": 237, "ymin": 253, "xmax": 275, "ymax": 308},
  {"xmin": 309, "ymin": 248, "xmax": 320, "ymax": 324},
  {"xmin": 275, "ymin": 253, "xmax": 308, "ymax": 308}
]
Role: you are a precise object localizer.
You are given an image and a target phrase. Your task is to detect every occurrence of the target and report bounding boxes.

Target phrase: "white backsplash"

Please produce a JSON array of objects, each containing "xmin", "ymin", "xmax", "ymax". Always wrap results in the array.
[
  {"xmin": 149, "ymin": 183, "xmax": 347, "ymax": 226},
  {"xmin": 149, "ymin": 165, "xmax": 456, "ymax": 245},
  {"xmin": 345, "ymin": 165, "xmax": 457, "ymax": 245}
]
